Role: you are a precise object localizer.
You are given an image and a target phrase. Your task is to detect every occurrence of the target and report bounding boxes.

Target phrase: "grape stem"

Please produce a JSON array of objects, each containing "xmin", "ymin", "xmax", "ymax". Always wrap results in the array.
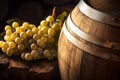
[{"xmin": 52, "ymin": 7, "xmax": 56, "ymax": 17}]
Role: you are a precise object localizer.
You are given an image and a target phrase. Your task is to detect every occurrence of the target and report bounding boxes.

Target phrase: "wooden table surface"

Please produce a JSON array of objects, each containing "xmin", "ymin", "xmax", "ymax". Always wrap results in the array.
[{"xmin": 0, "ymin": 53, "xmax": 61, "ymax": 80}]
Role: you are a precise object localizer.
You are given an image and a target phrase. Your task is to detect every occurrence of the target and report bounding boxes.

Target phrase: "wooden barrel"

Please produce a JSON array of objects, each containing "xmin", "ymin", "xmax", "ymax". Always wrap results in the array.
[{"xmin": 58, "ymin": 0, "xmax": 120, "ymax": 80}]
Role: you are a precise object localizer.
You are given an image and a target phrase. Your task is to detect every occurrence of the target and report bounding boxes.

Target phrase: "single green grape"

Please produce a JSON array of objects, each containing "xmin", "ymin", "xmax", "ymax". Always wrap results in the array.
[
  {"xmin": 17, "ymin": 44, "xmax": 25, "ymax": 51},
  {"xmin": 40, "ymin": 20, "xmax": 48, "ymax": 26},
  {"xmin": 25, "ymin": 52, "xmax": 32, "ymax": 61},
  {"xmin": 5, "ymin": 25, "xmax": 12, "ymax": 31},
  {"xmin": 40, "ymin": 26, "xmax": 49, "ymax": 34},
  {"xmin": 22, "ymin": 22, "xmax": 29, "ymax": 29},
  {"xmin": 26, "ymin": 29, "xmax": 33, "ymax": 37},
  {"xmin": 10, "ymin": 32, "xmax": 18, "ymax": 40},
  {"xmin": 46, "ymin": 16, "xmax": 54, "ymax": 23},
  {"xmin": 2, "ymin": 42, "xmax": 9, "ymax": 49},
  {"xmin": 32, "ymin": 27, "xmax": 39, "ymax": 34},
  {"xmin": 12, "ymin": 22, "xmax": 19, "ymax": 29},
  {"xmin": 37, "ymin": 39, "xmax": 45, "ymax": 47},
  {"xmin": 37, "ymin": 30, "xmax": 44, "ymax": 38},
  {"xmin": 15, "ymin": 27, "xmax": 22, "ymax": 33},
  {"xmin": 33, "ymin": 34, "xmax": 40, "ymax": 41},
  {"xmin": 48, "ymin": 28, "xmax": 56, "ymax": 36},
  {"xmin": 4, "ymin": 35, "xmax": 12, "ymax": 42},
  {"xmin": 9, "ymin": 41, "xmax": 16, "ymax": 49},
  {"xmin": 37, "ymin": 25, "xmax": 42, "ymax": 30},
  {"xmin": 43, "ymin": 49, "xmax": 51, "ymax": 58},
  {"xmin": 31, "ymin": 43, "xmax": 38, "ymax": 50},
  {"xmin": 15, "ymin": 37, "xmax": 23, "ymax": 44},
  {"xmin": 6, "ymin": 30, "xmax": 13, "ymax": 36},
  {"xmin": 20, "ymin": 31, "xmax": 27, "ymax": 39},
  {"xmin": 40, "ymin": 36, "xmax": 48, "ymax": 43},
  {"xmin": 31, "ymin": 50, "xmax": 39, "ymax": 58},
  {"xmin": 6, "ymin": 47, "xmax": 14, "ymax": 56}
]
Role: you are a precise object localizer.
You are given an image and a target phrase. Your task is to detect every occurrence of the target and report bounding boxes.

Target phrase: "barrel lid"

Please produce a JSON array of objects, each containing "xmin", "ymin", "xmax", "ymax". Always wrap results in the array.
[{"xmin": 78, "ymin": 0, "xmax": 120, "ymax": 26}]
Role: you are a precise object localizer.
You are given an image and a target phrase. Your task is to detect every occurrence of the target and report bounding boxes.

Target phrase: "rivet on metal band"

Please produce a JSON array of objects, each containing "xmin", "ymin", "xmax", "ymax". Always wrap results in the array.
[
  {"xmin": 63, "ymin": 20, "xmax": 120, "ymax": 62},
  {"xmin": 78, "ymin": 0, "xmax": 120, "ymax": 26}
]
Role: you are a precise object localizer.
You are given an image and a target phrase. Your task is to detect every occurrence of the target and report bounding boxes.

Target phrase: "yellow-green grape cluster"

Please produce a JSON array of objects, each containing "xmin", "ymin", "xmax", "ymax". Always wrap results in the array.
[{"xmin": 0, "ymin": 11, "xmax": 67, "ymax": 61}]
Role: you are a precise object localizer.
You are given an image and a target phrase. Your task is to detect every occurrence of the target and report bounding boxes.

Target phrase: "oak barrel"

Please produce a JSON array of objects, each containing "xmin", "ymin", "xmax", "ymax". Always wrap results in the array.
[{"xmin": 58, "ymin": 0, "xmax": 120, "ymax": 80}]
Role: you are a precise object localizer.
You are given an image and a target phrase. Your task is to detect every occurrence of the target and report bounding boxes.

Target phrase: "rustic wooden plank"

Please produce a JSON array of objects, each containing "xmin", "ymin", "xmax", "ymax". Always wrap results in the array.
[
  {"xmin": 9, "ymin": 58, "xmax": 29, "ymax": 69},
  {"xmin": 9, "ymin": 58, "xmax": 29, "ymax": 80},
  {"xmin": 0, "ymin": 54, "xmax": 61, "ymax": 80},
  {"xmin": 0, "ymin": 54, "xmax": 9, "ymax": 68},
  {"xmin": 29, "ymin": 60, "xmax": 60, "ymax": 80}
]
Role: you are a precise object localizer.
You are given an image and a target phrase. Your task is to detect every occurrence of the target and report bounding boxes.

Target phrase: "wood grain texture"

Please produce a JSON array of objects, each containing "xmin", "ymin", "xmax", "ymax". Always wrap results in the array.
[{"xmin": 58, "ymin": 0, "xmax": 120, "ymax": 80}]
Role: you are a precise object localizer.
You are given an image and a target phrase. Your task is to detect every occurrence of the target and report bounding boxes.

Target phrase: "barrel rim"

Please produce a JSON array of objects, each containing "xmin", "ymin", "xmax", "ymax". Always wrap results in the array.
[{"xmin": 78, "ymin": 0, "xmax": 120, "ymax": 27}]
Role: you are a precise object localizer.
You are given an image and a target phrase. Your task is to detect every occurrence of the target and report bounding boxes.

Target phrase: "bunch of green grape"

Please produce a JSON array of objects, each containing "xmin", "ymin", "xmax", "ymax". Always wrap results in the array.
[{"xmin": 0, "ymin": 11, "xmax": 67, "ymax": 61}]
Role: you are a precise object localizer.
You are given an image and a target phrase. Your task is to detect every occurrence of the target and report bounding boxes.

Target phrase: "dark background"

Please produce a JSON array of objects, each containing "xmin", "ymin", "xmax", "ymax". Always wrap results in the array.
[{"xmin": 0, "ymin": 0, "xmax": 80, "ymax": 32}]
